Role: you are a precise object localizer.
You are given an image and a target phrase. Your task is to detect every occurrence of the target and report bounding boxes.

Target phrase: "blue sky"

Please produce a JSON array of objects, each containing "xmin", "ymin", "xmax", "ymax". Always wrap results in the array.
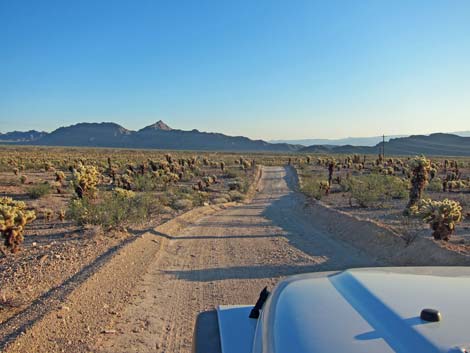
[{"xmin": 1, "ymin": 0, "xmax": 469, "ymax": 140}]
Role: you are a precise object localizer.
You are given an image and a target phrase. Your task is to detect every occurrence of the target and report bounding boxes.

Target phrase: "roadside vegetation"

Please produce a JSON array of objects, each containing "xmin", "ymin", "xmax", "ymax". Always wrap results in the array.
[
  {"xmin": 1, "ymin": 145, "xmax": 470, "ymax": 325},
  {"xmin": 296, "ymin": 154, "xmax": 469, "ymax": 242},
  {"xmin": 0, "ymin": 146, "xmax": 265, "ymax": 323},
  {"xmin": 0, "ymin": 148, "xmax": 262, "ymax": 254}
]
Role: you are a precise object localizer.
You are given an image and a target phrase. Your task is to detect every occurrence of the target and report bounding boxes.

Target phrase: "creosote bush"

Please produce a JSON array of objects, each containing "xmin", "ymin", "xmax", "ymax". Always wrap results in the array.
[
  {"xmin": 342, "ymin": 174, "xmax": 408, "ymax": 207},
  {"xmin": 228, "ymin": 190, "xmax": 245, "ymax": 202},
  {"xmin": 410, "ymin": 198, "xmax": 463, "ymax": 240},
  {"xmin": 27, "ymin": 182, "xmax": 51, "ymax": 199},
  {"xmin": 0, "ymin": 197, "xmax": 36, "ymax": 253},
  {"xmin": 301, "ymin": 177, "xmax": 329, "ymax": 200},
  {"xmin": 172, "ymin": 199, "xmax": 193, "ymax": 211},
  {"xmin": 68, "ymin": 191, "xmax": 154, "ymax": 229}
]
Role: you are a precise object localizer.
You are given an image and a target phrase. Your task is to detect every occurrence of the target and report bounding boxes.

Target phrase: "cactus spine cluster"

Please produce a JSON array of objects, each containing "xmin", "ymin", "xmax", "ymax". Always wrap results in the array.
[
  {"xmin": 0, "ymin": 197, "xmax": 36, "ymax": 253},
  {"xmin": 410, "ymin": 198, "xmax": 463, "ymax": 240},
  {"xmin": 71, "ymin": 163, "xmax": 101, "ymax": 198}
]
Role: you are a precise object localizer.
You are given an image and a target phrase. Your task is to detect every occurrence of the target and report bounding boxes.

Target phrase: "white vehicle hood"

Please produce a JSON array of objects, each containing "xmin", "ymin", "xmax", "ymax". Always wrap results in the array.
[
  {"xmin": 266, "ymin": 268, "xmax": 470, "ymax": 353},
  {"xmin": 219, "ymin": 267, "xmax": 470, "ymax": 353}
]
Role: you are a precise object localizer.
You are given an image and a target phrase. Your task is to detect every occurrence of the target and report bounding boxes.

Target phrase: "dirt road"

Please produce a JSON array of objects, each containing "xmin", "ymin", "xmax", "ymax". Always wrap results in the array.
[{"xmin": 96, "ymin": 166, "xmax": 381, "ymax": 353}]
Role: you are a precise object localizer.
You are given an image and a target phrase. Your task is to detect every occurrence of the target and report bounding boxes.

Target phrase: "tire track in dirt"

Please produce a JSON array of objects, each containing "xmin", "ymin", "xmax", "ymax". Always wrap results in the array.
[{"xmin": 95, "ymin": 166, "xmax": 381, "ymax": 353}]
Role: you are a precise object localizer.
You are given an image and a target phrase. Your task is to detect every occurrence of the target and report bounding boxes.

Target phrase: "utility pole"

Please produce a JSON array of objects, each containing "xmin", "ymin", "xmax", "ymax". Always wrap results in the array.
[{"xmin": 382, "ymin": 134, "xmax": 385, "ymax": 161}]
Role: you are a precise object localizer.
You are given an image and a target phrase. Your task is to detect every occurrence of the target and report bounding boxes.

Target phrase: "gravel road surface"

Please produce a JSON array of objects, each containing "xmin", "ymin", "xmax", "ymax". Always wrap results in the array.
[{"xmin": 96, "ymin": 166, "xmax": 380, "ymax": 353}]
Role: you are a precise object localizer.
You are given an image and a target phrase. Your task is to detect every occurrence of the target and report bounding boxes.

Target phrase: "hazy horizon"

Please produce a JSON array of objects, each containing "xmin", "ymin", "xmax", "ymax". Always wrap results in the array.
[
  {"xmin": 2, "ymin": 1, "xmax": 470, "ymax": 140},
  {"xmin": 2, "ymin": 119, "xmax": 470, "ymax": 144}
]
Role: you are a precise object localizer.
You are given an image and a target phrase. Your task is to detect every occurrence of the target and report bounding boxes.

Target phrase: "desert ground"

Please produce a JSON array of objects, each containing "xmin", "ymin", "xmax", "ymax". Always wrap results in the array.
[{"xmin": 1, "ymin": 147, "xmax": 470, "ymax": 352}]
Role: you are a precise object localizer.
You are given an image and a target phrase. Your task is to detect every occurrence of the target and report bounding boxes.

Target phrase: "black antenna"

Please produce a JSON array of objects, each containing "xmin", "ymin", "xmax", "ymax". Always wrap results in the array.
[{"xmin": 249, "ymin": 287, "xmax": 270, "ymax": 319}]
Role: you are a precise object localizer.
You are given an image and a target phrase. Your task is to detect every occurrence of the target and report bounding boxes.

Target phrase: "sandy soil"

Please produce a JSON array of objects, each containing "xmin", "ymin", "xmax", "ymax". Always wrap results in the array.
[
  {"xmin": 94, "ymin": 166, "xmax": 381, "ymax": 353},
  {"xmin": 0, "ymin": 164, "xmax": 254, "ymax": 325}
]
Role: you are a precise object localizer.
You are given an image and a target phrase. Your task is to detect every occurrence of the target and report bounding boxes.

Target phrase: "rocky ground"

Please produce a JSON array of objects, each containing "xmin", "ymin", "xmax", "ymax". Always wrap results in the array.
[{"xmin": 1, "ymin": 166, "xmax": 469, "ymax": 353}]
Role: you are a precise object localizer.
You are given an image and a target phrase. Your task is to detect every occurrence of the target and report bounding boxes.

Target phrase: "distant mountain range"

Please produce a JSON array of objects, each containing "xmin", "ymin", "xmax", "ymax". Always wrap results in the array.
[
  {"xmin": 300, "ymin": 133, "xmax": 470, "ymax": 156},
  {"xmin": 0, "ymin": 121, "xmax": 300, "ymax": 152},
  {"xmin": 0, "ymin": 130, "xmax": 47, "ymax": 142},
  {"xmin": 271, "ymin": 131, "xmax": 470, "ymax": 146},
  {"xmin": 1, "ymin": 121, "xmax": 470, "ymax": 156}
]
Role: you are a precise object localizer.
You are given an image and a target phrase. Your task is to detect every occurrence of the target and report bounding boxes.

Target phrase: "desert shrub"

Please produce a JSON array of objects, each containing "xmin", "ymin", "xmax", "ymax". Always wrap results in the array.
[
  {"xmin": 228, "ymin": 181, "xmax": 241, "ymax": 191},
  {"xmin": 191, "ymin": 191, "xmax": 209, "ymax": 206},
  {"xmin": 212, "ymin": 197, "xmax": 229, "ymax": 204},
  {"xmin": 228, "ymin": 190, "xmax": 245, "ymax": 202},
  {"xmin": 225, "ymin": 168, "xmax": 244, "ymax": 179},
  {"xmin": 158, "ymin": 192, "xmax": 172, "ymax": 207},
  {"xmin": 301, "ymin": 177, "xmax": 329, "ymax": 200},
  {"xmin": 113, "ymin": 187, "xmax": 135, "ymax": 198},
  {"xmin": 0, "ymin": 197, "xmax": 36, "ymax": 253},
  {"xmin": 68, "ymin": 191, "xmax": 154, "ymax": 229},
  {"xmin": 410, "ymin": 198, "xmax": 463, "ymax": 241},
  {"xmin": 172, "ymin": 199, "xmax": 193, "ymax": 210},
  {"xmin": 343, "ymin": 176, "xmax": 382, "ymax": 207},
  {"xmin": 426, "ymin": 178, "xmax": 443, "ymax": 192},
  {"xmin": 27, "ymin": 183, "xmax": 51, "ymax": 199},
  {"xmin": 386, "ymin": 176, "xmax": 409, "ymax": 199},
  {"xmin": 343, "ymin": 174, "xmax": 408, "ymax": 207},
  {"xmin": 19, "ymin": 175, "xmax": 27, "ymax": 184}
]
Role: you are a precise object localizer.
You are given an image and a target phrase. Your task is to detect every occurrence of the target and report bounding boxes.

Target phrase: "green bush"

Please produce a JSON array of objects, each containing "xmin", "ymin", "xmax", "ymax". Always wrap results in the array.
[
  {"xmin": 133, "ymin": 174, "xmax": 156, "ymax": 192},
  {"xmin": 301, "ymin": 177, "xmax": 329, "ymax": 200},
  {"xmin": 67, "ymin": 191, "xmax": 155, "ymax": 228},
  {"xmin": 342, "ymin": 174, "xmax": 408, "ymax": 207},
  {"xmin": 426, "ymin": 178, "xmax": 443, "ymax": 192},
  {"xmin": 172, "ymin": 199, "xmax": 193, "ymax": 210},
  {"xmin": 228, "ymin": 190, "xmax": 245, "ymax": 202},
  {"xmin": 27, "ymin": 183, "xmax": 52, "ymax": 199},
  {"xmin": 212, "ymin": 197, "xmax": 229, "ymax": 204},
  {"xmin": 170, "ymin": 186, "xmax": 208, "ymax": 207}
]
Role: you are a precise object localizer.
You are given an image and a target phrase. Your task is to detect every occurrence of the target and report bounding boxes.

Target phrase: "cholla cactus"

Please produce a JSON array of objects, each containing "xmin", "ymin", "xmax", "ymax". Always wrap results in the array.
[
  {"xmin": 405, "ymin": 156, "xmax": 431, "ymax": 212},
  {"xmin": 327, "ymin": 159, "xmax": 336, "ymax": 186},
  {"xmin": 0, "ymin": 197, "xmax": 36, "ymax": 253},
  {"xmin": 203, "ymin": 176, "xmax": 217, "ymax": 187},
  {"xmin": 19, "ymin": 175, "xmax": 27, "ymax": 184},
  {"xmin": 242, "ymin": 160, "xmax": 251, "ymax": 169},
  {"xmin": 383, "ymin": 167, "xmax": 394, "ymax": 176},
  {"xmin": 120, "ymin": 173, "xmax": 133, "ymax": 190},
  {"xmin": 13, "ymin": 168, "xmax": 19, "ymax": 176},
  {"xmin": 410, "ymin": 198, "xmax": 463, "ymax": 240},
  {"xmin": 42, "ymin": 208, "xmax": 54, "ymax": 222},
  {"xmin": 58, "ymin": 209, "xmax": 66, "ymax": 221},
  {"xmin": 44, "ymin": 161, "xmax": 53, "ymax": 172},
  {"xmin": 55, "ymin": 171, "xmax": 66, "ymax": 183},
  {"xmin": 319, "ymin": 180, "xmax": 330, "ymax": 195},
  {"xmin": 220, "ymin": 161, "xmax": 225, "ymax": 172},
  {"xmin": 165, "ymin": 154, "xmax": 173, "ymax": 164},
  {"xmin": 71, "ymin": 163, "xmax": 101, "ymax": 198},
  {"xmin": 113, "ymin": 187, "xmax": 136, "ymax": 198}
]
